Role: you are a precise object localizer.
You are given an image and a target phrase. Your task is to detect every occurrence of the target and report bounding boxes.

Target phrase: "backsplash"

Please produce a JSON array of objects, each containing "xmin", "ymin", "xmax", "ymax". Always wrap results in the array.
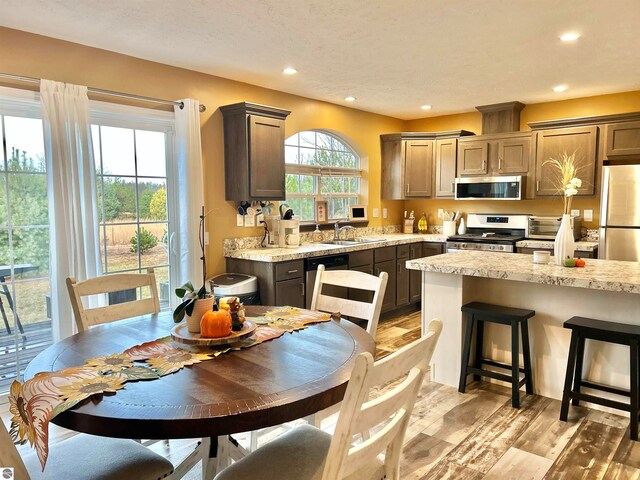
[{"xmin": 223, "ymin": 225, "xmax": 401, "ymax": 255}]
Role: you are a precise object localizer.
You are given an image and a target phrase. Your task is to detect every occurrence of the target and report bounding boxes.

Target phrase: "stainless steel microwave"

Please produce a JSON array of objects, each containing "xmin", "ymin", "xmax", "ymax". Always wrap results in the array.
[{"xmin": 454, "ymin": 176, "xmax": 524, "ymax": 200}]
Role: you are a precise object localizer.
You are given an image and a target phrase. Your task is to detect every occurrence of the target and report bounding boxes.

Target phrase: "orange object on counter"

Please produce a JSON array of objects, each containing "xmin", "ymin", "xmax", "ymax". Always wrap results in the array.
[{"xmin": 200, "ymin": 310, "xmax": 232, "ymax": 338}]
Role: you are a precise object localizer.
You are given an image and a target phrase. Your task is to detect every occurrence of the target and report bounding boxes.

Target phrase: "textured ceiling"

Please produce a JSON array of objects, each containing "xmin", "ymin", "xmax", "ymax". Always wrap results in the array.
[{"xmin": 1, "ymin": 0, "xmax": 639, "ymax": 119}]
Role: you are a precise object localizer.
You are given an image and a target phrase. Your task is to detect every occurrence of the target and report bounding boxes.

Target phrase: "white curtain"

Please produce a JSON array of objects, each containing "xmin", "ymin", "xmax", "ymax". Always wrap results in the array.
[
  {"xmin": 174, "ymin": 99, "xmax": 205, "ymax": 288},
  {"xmin": 41, "ymin": 80, "xmax": 101, "ymax": 341}
]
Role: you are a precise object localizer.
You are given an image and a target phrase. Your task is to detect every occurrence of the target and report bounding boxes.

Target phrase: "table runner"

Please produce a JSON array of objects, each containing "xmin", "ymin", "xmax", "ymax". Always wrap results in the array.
[{"xmin": 9, "ymin": 307, "xmax": 331, "ymax": 471}]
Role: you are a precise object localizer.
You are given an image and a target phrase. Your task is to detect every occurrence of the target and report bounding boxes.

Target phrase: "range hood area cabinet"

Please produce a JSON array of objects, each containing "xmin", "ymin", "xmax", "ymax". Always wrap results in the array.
[
  {"xmin": 221, "ymin": 102, "xmax": 291, "ymax": 201},
  {"xmin": 457, "ymin": 132, "xmax": 533, "ymax": 177},
  {"xmin": 381, "ymin": 130, "xmax": 474, "ymax": 200}
]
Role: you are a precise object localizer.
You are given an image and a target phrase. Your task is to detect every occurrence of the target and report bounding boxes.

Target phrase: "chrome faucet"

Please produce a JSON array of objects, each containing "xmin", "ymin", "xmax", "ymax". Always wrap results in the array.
[{"xmin": 334, "ymin": 220, "xmax": 356, "ymax": 240}]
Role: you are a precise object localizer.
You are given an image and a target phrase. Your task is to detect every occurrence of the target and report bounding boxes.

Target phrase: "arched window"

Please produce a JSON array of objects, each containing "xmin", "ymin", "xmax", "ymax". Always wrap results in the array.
[{"xmin": 284, "ymin": 130, "xmax": 361, "ymax": 222}]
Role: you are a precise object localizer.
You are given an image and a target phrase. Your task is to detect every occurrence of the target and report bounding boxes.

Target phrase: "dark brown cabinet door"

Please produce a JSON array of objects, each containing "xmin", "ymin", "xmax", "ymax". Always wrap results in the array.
[
  {"xmin": 275, "ymin": 278, "xmax": 305, "ymax": 308},
  {"xmin": 249, "ymin": 115, "xmax": 286, "ymax": 199},
  {"xmin": 458, "ymin": 140, "xmax": 489, "ymax": 176},
  {"xmin": 404, "ymin": 140, "xmax": 434, "ymax": 197},
  {"xmin": 423, "ymin": 243, "xmax": 444, "ymax": 257},
  {"xmin": 498, "ymin": 136, "xmax": 530, "ymax": 174},
  {"xmin": 348, "ymin": 264, "xmax": 374, "ymax": 304},
  {"xmin": 434, "ymin": 138, "xmax": 458, "ymax": 198},
  {"xmin": 535, "ymin": 126, "xmax": 597, "ymax": 196},
  {"xmin": 408, "ymin": 243, "xmax": 423, "ymax": 304},
  {"xmin": 605, "ymin": 121, "xmax": 640, "ymax": 158},
  {"xmin": 375, "ymin": 259, "xmax": 396, "ymax": 313},
  {"xmin": 396, "ymin": 245, "xmax": 410, "ymax": 307}
]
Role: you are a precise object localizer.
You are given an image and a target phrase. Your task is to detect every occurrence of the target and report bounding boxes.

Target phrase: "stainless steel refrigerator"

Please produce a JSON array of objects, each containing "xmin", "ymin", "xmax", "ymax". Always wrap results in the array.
[{"xmin": 599, "ymin": 165, "xmax": 640, "ymax": 261}]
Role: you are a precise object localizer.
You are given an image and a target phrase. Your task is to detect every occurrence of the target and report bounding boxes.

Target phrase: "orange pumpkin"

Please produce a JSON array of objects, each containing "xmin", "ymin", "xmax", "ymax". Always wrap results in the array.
[{"xmin": 200, "ymin": 310, "xmax": 232, "ymax": 338}]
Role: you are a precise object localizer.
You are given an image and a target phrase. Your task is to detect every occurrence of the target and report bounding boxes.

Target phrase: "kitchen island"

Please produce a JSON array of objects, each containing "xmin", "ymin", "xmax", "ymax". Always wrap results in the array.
[{"xmin": 407, "ymin": 251, "xmax": 640, "ymax": 403}]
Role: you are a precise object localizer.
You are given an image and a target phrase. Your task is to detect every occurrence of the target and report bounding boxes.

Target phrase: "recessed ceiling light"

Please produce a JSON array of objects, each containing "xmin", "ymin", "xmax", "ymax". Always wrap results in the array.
[
  {"xmin": 560, "ymin": 32, "xmax": 581, "ymax": 42},
  {"xmin": 344, "ymin": 96, "xmax": 356, "ymax": 102},
  {"xmin": 282, "ymin": 67, "xmax": 297, "ymax": 75},
  {"xmin": 420, "ymin": 105, "xmax": 432, "ymax": 110},
  {"xmin": 553, "ymin": 84, "xmax": 568, "ymax": 93}
]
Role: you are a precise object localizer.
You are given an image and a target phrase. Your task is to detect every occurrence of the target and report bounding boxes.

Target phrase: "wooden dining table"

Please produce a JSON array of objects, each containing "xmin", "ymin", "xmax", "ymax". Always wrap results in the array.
[{"xmin": 23, "ymin": 305, "xmax": 375, "ymax": 476}]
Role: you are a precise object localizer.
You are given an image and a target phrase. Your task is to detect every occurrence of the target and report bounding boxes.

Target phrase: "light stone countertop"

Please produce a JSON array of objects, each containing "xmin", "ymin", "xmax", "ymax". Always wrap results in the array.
[
  {"xmin": 516, "ymin": 239, "xmax": 599, "ymax": 252},
  {"xmin": 406, "ymin": 250, "xmax": 640, "ymax": 294},
  {"xmin": 224, "ymin": 234, "xmax": 448, "ymax": 262}
]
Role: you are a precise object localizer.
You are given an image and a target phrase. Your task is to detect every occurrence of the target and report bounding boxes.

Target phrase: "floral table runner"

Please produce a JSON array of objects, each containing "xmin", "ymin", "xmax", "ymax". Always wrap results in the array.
[{"xmin": 10, "ymin": 307, "xmax": 331, "ymax": 471}]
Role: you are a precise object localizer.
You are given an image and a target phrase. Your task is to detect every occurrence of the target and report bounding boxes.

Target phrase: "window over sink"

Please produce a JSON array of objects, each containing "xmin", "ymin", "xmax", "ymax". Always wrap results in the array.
[{"xmin": 284, "ymin": 130, "xmax": 361, "ymax": 222}]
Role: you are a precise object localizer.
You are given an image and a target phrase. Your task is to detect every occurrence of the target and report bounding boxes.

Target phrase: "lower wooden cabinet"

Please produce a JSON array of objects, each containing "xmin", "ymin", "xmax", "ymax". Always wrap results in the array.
[
  {"xmin": 275, "ymin": 277, "xmax": 305, "ymax": 308},
  {"xmin": 409, "ymin": 243, "xmax": 423, "ymax": 303},
  {"xmin": 375, "ymin": 258, "xmax": 397, "ymax": 314},
  {"xmin": 396, "ymin": 245, "xmax": 411, "ymax": 307},
  {"xmin": 517, "ymin": 247, "xmax": 597, "ymax": 259}
]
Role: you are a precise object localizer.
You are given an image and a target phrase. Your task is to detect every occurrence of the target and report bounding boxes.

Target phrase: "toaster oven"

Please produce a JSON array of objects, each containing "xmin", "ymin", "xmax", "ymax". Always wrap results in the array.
[{"xmin": 528, "ymin": 216, "xmax": 582, "ymax": 240}]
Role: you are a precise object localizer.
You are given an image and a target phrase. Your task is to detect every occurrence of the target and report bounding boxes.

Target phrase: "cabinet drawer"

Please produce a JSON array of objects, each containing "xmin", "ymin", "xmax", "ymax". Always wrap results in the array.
[
  {"xmin": 374, "ymin": 246, "xmax": 396, "ymax": 263},
  {"xmin": 349, "ymin": 249, "xmax": 373, "ymax": 268},
  {"xmin": 275, "ymin": 260, "xmax": 304, "ymax": 281},
  {"xmin": 397, "ymin": 244, "xmax": 410, "ymax": 260}
]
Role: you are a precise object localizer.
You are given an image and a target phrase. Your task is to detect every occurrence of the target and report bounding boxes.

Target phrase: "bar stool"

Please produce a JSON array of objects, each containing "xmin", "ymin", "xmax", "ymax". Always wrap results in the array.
[
  {"xmin": 459, "ymin": 301, "xmax": 535, "ymax": 408},
  {"xmin": 560, "ymin": 316, "xmax": 640, "ymax": 441}
]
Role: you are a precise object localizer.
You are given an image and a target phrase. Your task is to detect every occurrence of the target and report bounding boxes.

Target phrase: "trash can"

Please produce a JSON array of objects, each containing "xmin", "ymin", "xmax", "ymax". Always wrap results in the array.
[{"xmin": 209, "ymin": 273, "xmax": 260, "ymax": 305}]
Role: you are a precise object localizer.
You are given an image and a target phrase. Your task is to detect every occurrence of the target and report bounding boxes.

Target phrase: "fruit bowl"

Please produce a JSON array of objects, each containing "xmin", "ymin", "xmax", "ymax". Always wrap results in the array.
[{"xmin": 171, "ymin": 319, "xmax": 256, "ymax": 346}]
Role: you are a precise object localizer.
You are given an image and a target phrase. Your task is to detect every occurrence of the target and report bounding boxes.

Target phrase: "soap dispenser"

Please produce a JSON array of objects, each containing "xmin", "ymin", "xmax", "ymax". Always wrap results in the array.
[{"xmin": 312, "ymin": 224, "xmax": 323, "ymax": 243}]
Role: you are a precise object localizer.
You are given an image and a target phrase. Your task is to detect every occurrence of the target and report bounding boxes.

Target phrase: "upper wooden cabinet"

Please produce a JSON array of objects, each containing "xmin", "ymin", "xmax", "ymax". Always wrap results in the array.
[
  {"xmin": 605, "ymin": 121, "xmax": 640, "ymax": 158},
  {"xmin": 221, "ymin": 102, "xmax": 291, "ymax": 201},
  {"xmin": 457, "ymin": 132, "xmax": 531, "ymax": 177},
  {"xmin": 381, "ymin": 131, "xmax": 473, "ymax": 200},
  {"xmin": 534, "ymin": 126, "xmax": 598, "ymax": 197}
]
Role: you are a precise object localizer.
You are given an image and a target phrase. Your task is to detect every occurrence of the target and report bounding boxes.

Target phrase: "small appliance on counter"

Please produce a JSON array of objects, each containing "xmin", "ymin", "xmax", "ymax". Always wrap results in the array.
[
  {"xmin": 263, "ymin": 214, "xmax": 280, "ymax": 248},
  {"xmin": 446, "ymin": 213, "xmax": 529, "ymax": 252},
  {"xmin": 278, "ymin": 218, "xmax": 300, "ymax": 248},
  {"xmin": 209, "ymin": 273, "xmax": 260, "ymax": 305},
  {"xmin": 528, "ymin": 216, "xmax": 582, "ymax": 240}
]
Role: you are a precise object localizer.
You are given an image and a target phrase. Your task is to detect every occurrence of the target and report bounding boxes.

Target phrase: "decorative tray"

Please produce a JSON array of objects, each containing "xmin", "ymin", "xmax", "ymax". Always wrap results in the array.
[{"xmin": 171, "ymin": 320, "xmax": 257, "ymax": 346}]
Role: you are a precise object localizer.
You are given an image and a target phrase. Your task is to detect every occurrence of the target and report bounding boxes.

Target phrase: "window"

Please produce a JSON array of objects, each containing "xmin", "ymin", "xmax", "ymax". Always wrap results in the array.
[{"xmin": 284, "ymin": 131, "xmax": 361, "ymax": 222}]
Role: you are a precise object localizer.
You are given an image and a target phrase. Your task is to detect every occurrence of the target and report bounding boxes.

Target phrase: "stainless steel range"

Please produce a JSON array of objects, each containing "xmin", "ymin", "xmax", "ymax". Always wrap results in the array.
[{"xmin": 446, "ymin": 214, "xmax": 529, "ymax": 253}]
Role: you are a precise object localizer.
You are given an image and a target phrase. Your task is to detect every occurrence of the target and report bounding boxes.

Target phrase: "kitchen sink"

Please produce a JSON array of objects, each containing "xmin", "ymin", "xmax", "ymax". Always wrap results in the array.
[
  {"xmin": 353, "ymin": 237, "xmax": 386, "ymax": 244},
  {"xmin": 316, "ymin": 237, "xmax": 386, "ymax": 246}
]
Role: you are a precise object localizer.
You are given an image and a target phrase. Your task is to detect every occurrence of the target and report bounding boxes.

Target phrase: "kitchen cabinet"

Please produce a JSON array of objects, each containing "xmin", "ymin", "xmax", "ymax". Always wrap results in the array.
[
  {"xmin": 274, "ymin": 277, "xmax": 305, "ymax": 308},
  {"xmin": 381, "ymin": 131, "xmax": 474, "ymax": 200},
  {"xmin": 434, "ymin": 138, "xmax": 458, "ymax": 198},
  {"xmin": 374, "ymin": 246, "xmax": 397, "ymax": 313},
  {"xmin": 221, "ymin": 102, "xmax": 291, "ymax": 201},
  {"xmin": 422, "ymin": 243, "xmax": 446, "ymax": 257},
  {"xmin": 517, "ymin": 247, "xmax": 597, "ymax": 259},
  {"xmin": 396, "ymin": 245, "xmax": 410, "ymax": 307},
  {"xmin": 348, "ymin": 250, "xmax": 374, "ymax": 304},
  {"xmin": 458, "ymin": 133, "xmax": 531, "ymax": 177},
  {"xmin": 605, "ymin": 121, "xmax": 640, "ymax": 158},
  {"xmin": 534, "ymin": 126, "xmax": 598, "ymax": 196}
]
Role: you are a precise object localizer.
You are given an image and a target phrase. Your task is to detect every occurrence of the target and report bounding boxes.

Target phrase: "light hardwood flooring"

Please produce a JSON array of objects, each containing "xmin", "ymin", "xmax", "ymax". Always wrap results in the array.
[{"xmin": 4, "ymin": 309, "xmax": 639, "ymax": 479}]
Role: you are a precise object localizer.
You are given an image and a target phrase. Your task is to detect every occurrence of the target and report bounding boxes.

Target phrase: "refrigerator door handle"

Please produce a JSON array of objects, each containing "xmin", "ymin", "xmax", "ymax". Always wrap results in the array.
[
  {"xmin": 598, "ymin": 227, "xmax": 606, "ymax": 259},
  {"xmin": 600, "ymin": 166, "xmax": 611, "ymax": 228}
]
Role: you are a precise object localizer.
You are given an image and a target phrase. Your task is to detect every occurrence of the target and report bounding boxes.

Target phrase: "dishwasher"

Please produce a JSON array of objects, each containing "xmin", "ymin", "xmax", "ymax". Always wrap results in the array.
[{"xmin": 304, "ymin": 254, "xmax": 349, "ymax": 309}]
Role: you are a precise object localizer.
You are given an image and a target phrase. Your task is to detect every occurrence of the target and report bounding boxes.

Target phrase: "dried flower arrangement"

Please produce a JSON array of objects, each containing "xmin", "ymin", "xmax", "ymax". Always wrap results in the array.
[{"xmin": 543, "ymin": 151, "xmax": 582, "ymax": 215}]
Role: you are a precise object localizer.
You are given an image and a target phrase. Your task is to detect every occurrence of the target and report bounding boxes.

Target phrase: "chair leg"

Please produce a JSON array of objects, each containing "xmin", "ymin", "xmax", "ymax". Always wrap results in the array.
[
  {"xmin": 511, "ymin": 320, "xmax": 520, "ymax": 408},
  {"xmin": 572, "ymin": 336, "xmax": 586, "ymax": 406},
  {"xmin": 521, "ymin": 319, "xmax": 534, "ymax": 395},
  {"xmin": 459, "ymin": 313, "xmax": 475, "ymax": 393},
  {"xmin": 560, "ymin": 331, "xmax": 579, "ymax": 421},
  {"xmin": 473, "ymin": 319, "xmax": 484, "ymax": 381},
  {"xmin": 631, "ymin": 339, "xmax": 639, "ymax": 441}
]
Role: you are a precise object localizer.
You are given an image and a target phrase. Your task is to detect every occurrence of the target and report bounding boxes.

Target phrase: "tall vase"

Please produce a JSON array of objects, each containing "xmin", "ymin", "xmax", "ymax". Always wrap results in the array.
[
  {"xmin": 186, "ymin": 296, "xmax": 215, "ymax": 333},
  {"xmin": 554, "ymin": 214, "xmax": 575, "ymax": 266}
]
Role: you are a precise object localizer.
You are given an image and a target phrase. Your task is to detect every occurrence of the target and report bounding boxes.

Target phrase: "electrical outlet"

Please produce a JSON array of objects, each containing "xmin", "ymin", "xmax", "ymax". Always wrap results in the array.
[
  {"xmin": 244, "ymin": 214, "xmax": 255, "ymax": 227},
  {"xmin": 236, "ymin": 213, "xmax": 244, "ymax": 227},
  {"xmin": 372, "ymin": 207, "xmax": 379, "ymax": 218},
  {"xmin": 382, "ymin": 208, "xmax": 388, "ymax": 219},
  {"xmin": 571, "ymin": 209, "xmax": 580, "ymax": 217},
  {"xmin": 438, "ymin": 208, "xmax": 444, "ymax": 219},
  {"xmin": 584, "ymin": 209, "xmax": 593, "ymax": 222},
  {"xmin": 204, "ymin": 232, "xmax": 209, "ymax": 246}
]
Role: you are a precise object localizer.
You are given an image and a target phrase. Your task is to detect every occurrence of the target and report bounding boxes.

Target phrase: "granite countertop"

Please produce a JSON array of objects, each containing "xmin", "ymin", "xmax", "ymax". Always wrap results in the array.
[
  {"xmin": 516, "ymin": 239, "xmax": 599, "ymax": 252},
  {"xmin": 225, "ymin": 234, "xmax": 448, "ymax": 262},
  {"xmin": 406, "ymin": 251, "xmax": 640, "ymax": 294}
]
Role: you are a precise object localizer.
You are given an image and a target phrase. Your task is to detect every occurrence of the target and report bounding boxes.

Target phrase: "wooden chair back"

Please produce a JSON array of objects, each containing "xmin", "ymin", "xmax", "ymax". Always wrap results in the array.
[
  {"xmin": 322, "ymin": 319, "xmax": 442, "ymax": 480},
  {"xmin": 0, "ymin": 422, "xmax": 31, "ymax": 480},
  {"xmin": 66, "ymin": 268, "xmax": 160, "ymax": 332},
  {"xmin": 310, "ymin": 264, "xmax": 388, "ymax": 339}
]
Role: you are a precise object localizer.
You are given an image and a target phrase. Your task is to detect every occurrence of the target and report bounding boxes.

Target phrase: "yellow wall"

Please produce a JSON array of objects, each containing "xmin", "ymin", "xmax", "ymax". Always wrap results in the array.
[
  {"xmin": 404, "ymin": 91, "xmax": 640, "ymax": 229},
  {"xmin": 0, "ymin": 27, "xmax": 404, "ymax": 276}
]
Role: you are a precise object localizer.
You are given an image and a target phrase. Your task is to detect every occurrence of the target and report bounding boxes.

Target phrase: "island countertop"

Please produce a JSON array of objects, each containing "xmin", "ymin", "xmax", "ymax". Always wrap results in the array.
[{"xmin": 406, "ymin": 250, "xmax": 640, "ymax": 294}]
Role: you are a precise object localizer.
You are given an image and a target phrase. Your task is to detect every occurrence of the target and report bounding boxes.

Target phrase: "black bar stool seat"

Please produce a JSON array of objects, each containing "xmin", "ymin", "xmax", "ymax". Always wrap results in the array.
[
  {"xmin": 459, "ymin": 301, "xmax": 535, "ymax": 408},
  {"xmin": 560, "ymin": 316, "xmax": 640, "ymax": 441}
]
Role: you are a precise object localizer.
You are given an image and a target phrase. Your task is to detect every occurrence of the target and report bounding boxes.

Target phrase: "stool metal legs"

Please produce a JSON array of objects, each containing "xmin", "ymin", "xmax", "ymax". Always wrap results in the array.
[
  {"xmin": 521, "ymin": 319, "xmax": 534, "ymax": 395},
  {"xmin": 560, "ymin": 331, "xmax": 579, "ymax": 422},
  {"xmin": 459, "ymin": 313, "xmax": 474, "ymax": 393}
]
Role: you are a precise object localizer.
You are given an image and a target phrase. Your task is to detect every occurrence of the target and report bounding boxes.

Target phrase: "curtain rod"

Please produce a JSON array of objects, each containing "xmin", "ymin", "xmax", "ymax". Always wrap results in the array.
[{"xmin": 0, "ymin": 72, "xmax": 207, "ymax": 112}]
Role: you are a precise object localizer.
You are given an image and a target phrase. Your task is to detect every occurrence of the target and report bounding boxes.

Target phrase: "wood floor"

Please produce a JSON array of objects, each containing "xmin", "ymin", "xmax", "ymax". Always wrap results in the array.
[{"xmin": 5, "ymin": 309, "xmax": 639, "ymax": 479}]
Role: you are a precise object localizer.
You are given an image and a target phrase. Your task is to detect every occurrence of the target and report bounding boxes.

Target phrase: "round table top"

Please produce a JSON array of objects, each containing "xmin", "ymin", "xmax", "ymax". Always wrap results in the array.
[{"xmin": 24, "ymin": 306, "xmax": 375, "ymax": 439}]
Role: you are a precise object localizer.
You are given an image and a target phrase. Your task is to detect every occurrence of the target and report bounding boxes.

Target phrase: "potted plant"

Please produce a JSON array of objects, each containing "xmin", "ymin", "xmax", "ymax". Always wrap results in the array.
[{"xmin": 173, "ymin": 207, "xmax": 215, "ymax": 332}]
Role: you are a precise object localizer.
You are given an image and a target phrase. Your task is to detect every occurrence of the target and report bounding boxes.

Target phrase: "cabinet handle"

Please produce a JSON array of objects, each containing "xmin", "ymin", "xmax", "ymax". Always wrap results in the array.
[
  {"xmin": 300, "ymin": 283, "xmax": 304, "ymax": 296},
  {"xmin": 287, "ymin": 269, "xmax": 298, "ymax": 274},
  {"xmin": 536, "ymin": 180, "xmax": 540, "ymax": 192},
  {"xmin": 406, "ymin": 183, "xmax": 410, "ymax": 194},
  {"xmin": 397, "ymin": 263, "xmax": 401, "ymax": 274},
  {"xmin": 482, "ymin": 160, "xmax": 486, "ymax": 171},
  {"xmin": 375, "ymin": 267, "xmax": 379, "ymax": 276},
  {"xmin": 451, "ymin": 182, "xmax": 455, "ymax": 192},
  {"xmin": 498, "ymin": 157, "xmax": 502, "ymax": 171}
]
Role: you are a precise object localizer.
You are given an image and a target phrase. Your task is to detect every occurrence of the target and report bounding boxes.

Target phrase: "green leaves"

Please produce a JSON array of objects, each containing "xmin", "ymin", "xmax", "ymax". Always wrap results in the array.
[
  {"xmin": 175, "ymin": 281, "xmax": 195, "ymax": 299},
  {"xmin": 173, "ymin": 299, "xmax": 193, "ymax": 323}
]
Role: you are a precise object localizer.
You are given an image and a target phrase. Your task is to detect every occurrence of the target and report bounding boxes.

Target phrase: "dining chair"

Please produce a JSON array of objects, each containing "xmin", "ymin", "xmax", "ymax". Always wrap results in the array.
[
  {"xmin": 66, "ymin": 268, "xmax": 160, "ymax": 333},
  {"xmin": 215, "ymin": 318, "xmax": 442, "ymax": 480},
  {"xmin": 310, "ymin": 264, "xmax": 389, "ymax": 340},
  {"xmin": 0, "ymin": 421, "xmax": 175, "ymax": 480}
]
